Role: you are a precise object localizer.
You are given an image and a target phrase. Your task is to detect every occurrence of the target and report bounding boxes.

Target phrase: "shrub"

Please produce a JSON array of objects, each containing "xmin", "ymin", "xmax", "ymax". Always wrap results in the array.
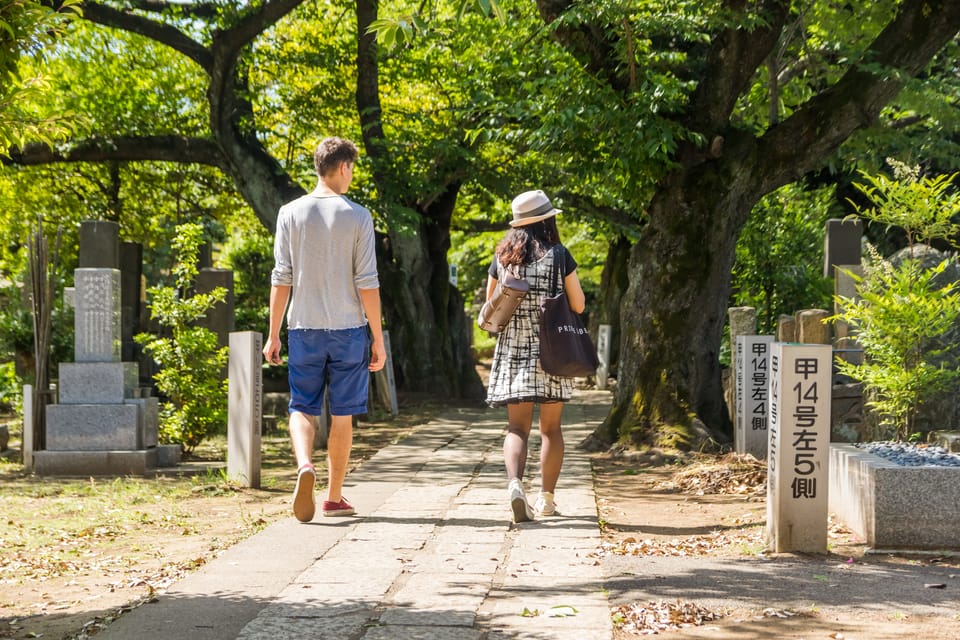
[
  {"xmin": 136, "ymin": 223, "xmax": 228, "ymax": 453},
  {"xmin": 831, "ymin": 162, "xmax": 960, "ymax": 441}
]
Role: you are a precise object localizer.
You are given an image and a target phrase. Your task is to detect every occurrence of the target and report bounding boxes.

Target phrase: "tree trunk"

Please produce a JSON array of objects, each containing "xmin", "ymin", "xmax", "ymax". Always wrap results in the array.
[
  {"xmin": 356, "ymin": 0, "xmax": 483, "ymax": 400},
  {"xmin": 375, "ymin": 185, "xmax": 484, "ymax": 400},
  {"xmin": 539, "ymin": 0, "xmax": 960, "ymax": 449},
  {"xmin": 592, "ymin": 236, "xmax": 630, "ymax": 371},
  {"xmin": 604, "ymin": 162, "xmax": 755, "ymax": 449}
]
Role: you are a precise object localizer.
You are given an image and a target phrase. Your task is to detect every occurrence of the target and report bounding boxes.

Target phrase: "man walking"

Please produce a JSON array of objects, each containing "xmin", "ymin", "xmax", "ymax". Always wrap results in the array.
[{"xmin": 263, "ymin": 136, "xmax": 386, "ymax": 522}]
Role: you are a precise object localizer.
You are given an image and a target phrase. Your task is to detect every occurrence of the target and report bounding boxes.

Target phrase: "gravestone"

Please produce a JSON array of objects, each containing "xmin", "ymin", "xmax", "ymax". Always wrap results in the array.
[
  {"xmin": 35, "ymin": 221, "xmax": 169, "ymax": 476},
  {"xmin": 734, "ymin": 335, "xmax": 773, "ymax": 459},
  {"xmin": 833, "ymin": 265, "xmax": 864, "ymax": 361},
  {"xmin": 195, "ymin": 268, "xmax": 235, "ymax": 350},
  {"xmin": 73, "ymin": 269, "xmax": 121, "ymax": 362},
  {"xmin": 79, "ymin": 220, "xmax": 119, "ymax": 269},
  {"xmin": 228, "ymin": 331, "xmax": 262, "ymax": 488},
  {"xmin": 119, "ymin": 242, "xmax": 143, "ymax": 362},
  {"xmin": 823, "ymin": 218, "xmax": 862, "ymax": 278},
  {"xmin": 766, "ymin": 342, "xmax": 832, "ymax": 553}
]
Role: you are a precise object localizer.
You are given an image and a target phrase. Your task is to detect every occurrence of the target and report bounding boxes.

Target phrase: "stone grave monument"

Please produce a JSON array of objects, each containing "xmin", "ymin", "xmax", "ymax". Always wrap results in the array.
[{"xmin": 33, "ymin": 221, "xmax": 175, "ymax": 476}]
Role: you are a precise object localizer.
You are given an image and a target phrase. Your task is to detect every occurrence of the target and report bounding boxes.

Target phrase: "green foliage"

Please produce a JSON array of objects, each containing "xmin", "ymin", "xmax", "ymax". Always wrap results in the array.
[
  {"xmin": 0, "ymin": 361, "xmax": 21, "ymax": 412},
  {"xmin": 732, "ymin": 182, "xmax": 836, "ymax": 333},
  {"xmin": 832, "ymin": 166, "xmax": 960, "ymax": 441},
  {"xmin": 136, "ymin": 223, "xmax": 228, "ymax": 453},
  {"xmin": 835, "ymin": 255, "xmax": 960, "ymax": 440},
  {"xmin": 850, "ymin": 160, "xmax": 960, "ymax": 249},
  {"xmin": 0, "ymin": 281, "xmax": 74, "ymax": 382},
  {"xmin": 0, "ymin": 0, "xmax": 80, "ymax": 148}
]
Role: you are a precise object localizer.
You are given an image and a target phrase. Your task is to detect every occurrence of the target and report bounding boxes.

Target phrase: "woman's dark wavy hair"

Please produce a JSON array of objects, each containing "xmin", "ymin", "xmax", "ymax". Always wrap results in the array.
[{"xmin": 496, "ymin": 217, "xmax": 561, "ymax": 267}]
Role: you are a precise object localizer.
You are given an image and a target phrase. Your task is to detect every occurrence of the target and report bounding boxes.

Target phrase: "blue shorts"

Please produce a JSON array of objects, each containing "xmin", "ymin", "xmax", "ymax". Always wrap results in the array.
[{"xmin": 287, "ymin": 326, "xmax": 370, "ymax": 416}]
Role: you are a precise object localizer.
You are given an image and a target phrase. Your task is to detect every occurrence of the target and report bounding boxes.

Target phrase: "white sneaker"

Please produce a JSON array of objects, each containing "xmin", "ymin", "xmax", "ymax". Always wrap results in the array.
[
  {"xmin": 508, "ymin": 479, "xmax": 534, "ymax": 523},
  {"xmin": 534, "ymin": 492, "xmax": 556, "ymax": 517}
]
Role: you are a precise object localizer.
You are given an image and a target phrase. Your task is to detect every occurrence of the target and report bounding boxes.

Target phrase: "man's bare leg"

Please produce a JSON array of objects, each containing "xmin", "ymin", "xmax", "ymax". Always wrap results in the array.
[
  {"xmin": 289, "ymin": 411, "xmax": 317, "ymax": 522},
  {"xmin": 326, "ymin": 414, "xmax": 353, "ymax": 503}
]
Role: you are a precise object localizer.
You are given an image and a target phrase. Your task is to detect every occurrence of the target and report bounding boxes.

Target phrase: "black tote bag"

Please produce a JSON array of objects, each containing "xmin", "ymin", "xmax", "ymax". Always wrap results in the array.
[{"xmin": 538, "ymin": 245, "xmax": 599, "ymax": 377}]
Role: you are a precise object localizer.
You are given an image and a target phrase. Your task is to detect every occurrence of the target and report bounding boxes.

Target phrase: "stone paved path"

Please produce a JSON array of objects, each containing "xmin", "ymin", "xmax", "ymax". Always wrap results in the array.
[{"xmin": 96, "ymin": 391, "xmax": 613, "ymax": 640}]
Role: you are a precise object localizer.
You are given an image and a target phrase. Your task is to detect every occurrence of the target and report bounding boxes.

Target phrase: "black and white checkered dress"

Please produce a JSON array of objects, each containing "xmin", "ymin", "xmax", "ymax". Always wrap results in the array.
[{"xmin": 486, "ymin": 247, "xmax": 574, "ymax": 407}]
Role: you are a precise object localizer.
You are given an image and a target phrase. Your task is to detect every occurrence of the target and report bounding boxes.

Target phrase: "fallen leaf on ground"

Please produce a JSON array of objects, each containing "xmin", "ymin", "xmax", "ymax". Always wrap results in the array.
[{"xmin": 613, "ymin": 599, "xmax": 724, "ymax": 634}]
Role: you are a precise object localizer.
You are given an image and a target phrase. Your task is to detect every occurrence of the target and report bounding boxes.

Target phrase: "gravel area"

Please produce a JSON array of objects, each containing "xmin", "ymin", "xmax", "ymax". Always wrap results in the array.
[{"xmin": 854, "ymin": 441, "xmax": 960, "ymax": 467}]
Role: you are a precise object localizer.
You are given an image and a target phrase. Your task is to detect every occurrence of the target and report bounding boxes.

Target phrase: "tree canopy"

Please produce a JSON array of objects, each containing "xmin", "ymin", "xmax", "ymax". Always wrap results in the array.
[{"xmin": 1, "ymin": 0, "xmax": 959, "ymax": 448}]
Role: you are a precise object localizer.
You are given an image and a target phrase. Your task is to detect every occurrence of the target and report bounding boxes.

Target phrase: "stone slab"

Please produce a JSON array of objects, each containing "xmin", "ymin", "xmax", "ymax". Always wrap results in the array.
[
  {"xmin": 823, "ymin": 217, "xmax": 862, "ymax": 278},
  {"xmin": 58, "ymin": 362, "xmax": 138, "ymax": 404},
  {"xmin": 46, "ymin": 403, "xmax": 141, "ymax": 450},
  {"xmin": 74, "ymin": 268, "xmax": 121, "ymax": 362},
  {"xmin": 155, "ymin": 444, "xmax": 181, "ymax": 467},
  {"xmin": 125, "ymin": 396, "xmax": 158, "ymax": 448},
  {"xmin": 829, "ymin": 444, "xmax": 960, "ymax": 550},
  {"xmin": 79, "ymin": 220, "xmax": 119, "ymax": 269},
  {"xmin": 33, "ymin": 448, "xmax": 157, "ymax": 476}
]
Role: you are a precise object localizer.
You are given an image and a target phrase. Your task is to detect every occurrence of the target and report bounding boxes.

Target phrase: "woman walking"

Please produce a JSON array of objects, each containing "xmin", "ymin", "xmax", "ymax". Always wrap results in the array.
[{"xmin": 485, "ymin": 190, "xmax": 586, "ymax": 522}]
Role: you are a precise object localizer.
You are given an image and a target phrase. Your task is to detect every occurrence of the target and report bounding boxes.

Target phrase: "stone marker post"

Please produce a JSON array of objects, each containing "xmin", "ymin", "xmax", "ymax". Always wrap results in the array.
[
  {"xmin": 373, "ymin": 330, "xmax": 399, "ymax": 416},
  {"xmin": 776, "ymin": 314, "xmax": 797, "ymax": 343},
  {"xmin": 727, "ymin": 306, "xmax": 757, "ymax": 424},
  {"xmin": 735, "ymin": 335, "xmax": 774, "ymax": 459},
  {"xmin": 228, "ymin": 331, "xmax": 262, "ymax": 488},
  {"xmin": 596, "ymin": 324, "xmax": 612, "ymax": 390},
  {"xmin": 767, "ymin": 342, "xmax": 832, "ymax": 553},
  {"xmin": 22, "ymin": 384, "xmax": 33, "ymax": 470},
  {"xmin": 796, "ymin": 309, "xmax": 831, "ymax": 345}
]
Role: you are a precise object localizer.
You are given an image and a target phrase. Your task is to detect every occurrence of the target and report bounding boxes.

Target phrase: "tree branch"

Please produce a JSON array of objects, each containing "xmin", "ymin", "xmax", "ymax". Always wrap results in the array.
[
  {"xmin": 554, "ymin": 189, "xmax": 645, "ymax": 233},
  {"xmin": 80, "ymin": 1, "xmax": 212, "ymax": 70},
  {"xmin": 686, "ymin": 0, "xmax": 791, "ymax": 134},
  {"xmin": 127, "ymin": 0, "xmax": 222, "ymax": 19},
  {"xmin": 757, "ymin": 0, "xmax": 960, "ymax": 192},
  {"xmin": 3, "ymin": 135, "xmax": 226, "ymax": 168},
  {"xmin": 215, "ymin": 0, "xmax": 303, "ymax": 58},
  {"xmin": 535, "ymin": 0, "xmax": 630, "ymax": 93}
]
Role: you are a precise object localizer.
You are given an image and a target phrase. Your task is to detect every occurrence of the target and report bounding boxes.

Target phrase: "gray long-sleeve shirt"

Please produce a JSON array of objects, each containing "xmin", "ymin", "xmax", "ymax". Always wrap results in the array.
[{"xmin": 270, "ymin": 193, "xmax": 379, "ymax": 330}]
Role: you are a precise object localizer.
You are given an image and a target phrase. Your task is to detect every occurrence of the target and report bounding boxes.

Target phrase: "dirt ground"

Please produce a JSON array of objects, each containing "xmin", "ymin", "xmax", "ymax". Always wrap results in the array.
[
  {"xmin": 3, "ymin": 406, "xmax": 960, "ymax": 639},
  {"xmin": 593, "ymin": 452, "xmax": 960, "ymax": 639}
]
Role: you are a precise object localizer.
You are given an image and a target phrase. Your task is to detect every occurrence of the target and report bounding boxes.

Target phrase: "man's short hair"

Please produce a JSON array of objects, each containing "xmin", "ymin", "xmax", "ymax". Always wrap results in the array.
[{"xmin": 314, "ymin": 137, "xmax": 359, "ymax": 177}]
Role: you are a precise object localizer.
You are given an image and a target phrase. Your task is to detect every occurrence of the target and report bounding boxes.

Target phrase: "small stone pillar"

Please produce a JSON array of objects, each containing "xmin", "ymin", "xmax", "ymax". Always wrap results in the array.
[
  {"xmin": 735, "ymin": 335, "xmax": 774, "ymax": 459},
  {"xmin": 776, "ymin": 314, "xmax": 797, "ymax": 342},
  {"xmin": 727, "ymin": 307, "xmax": 757, "ymax": 423},
  {"xmin": 228, "ymin": 331, "xmax": 262, "ymax": 488},
  {"xmin": 596, "ymin": 324, "xmax": 612, "ymax": 390},
  {"xmin": 767, "ymin": 342, "xmax": 832, "ymax": 553},
  {"xmin": 373, "ymin": 330, "xmax": 399, "ymax": 417},
  {"xmin": 796, "ymin": 309, "xmax": 831, "ymax": 345},
  {"xmin": 22, "ymin": 384, "xmax": 33, "ymax": 469}
]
